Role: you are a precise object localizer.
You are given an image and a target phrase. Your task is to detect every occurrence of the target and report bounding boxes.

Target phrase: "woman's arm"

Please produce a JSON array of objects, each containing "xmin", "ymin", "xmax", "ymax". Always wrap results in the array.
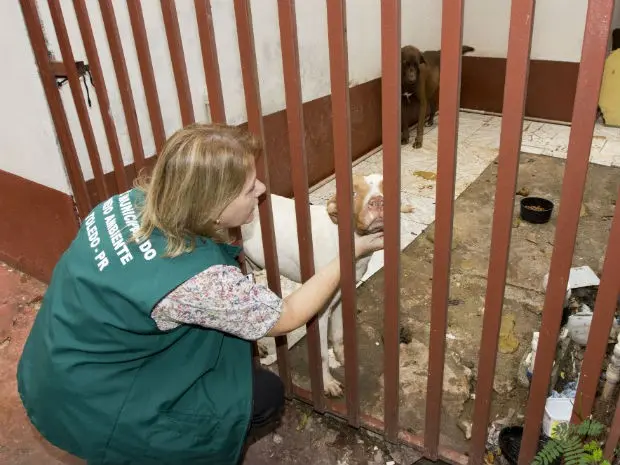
[
  {"xmin": 266, "ymin": 231, "xmax": 384, "ymax": 336},
  {"xmin": 152, "ymin": 231, "xmax": 383, "ymax": 340}
]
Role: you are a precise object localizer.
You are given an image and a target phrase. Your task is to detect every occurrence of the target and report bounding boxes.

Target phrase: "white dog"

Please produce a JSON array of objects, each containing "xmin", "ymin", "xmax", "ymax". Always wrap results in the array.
[{"xmin": 241, "ymin": 174, "xmax": 384, "ymax": 397}]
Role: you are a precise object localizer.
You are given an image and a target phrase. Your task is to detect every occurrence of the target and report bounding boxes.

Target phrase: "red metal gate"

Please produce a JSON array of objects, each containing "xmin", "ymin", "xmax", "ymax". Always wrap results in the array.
[{"xmin": 20, "ymin": 1, "xmax": 619, "ymax": 463}]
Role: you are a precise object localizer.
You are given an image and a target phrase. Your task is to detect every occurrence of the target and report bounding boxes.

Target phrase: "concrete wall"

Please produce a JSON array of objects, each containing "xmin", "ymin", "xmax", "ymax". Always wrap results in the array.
[
  {"xmin": 0, "ymin": 1, "xmax": 70, "ymax": 194},
  {"xmin": 2, "ymin": 0, "xmax": 591, "ymax": 191}
]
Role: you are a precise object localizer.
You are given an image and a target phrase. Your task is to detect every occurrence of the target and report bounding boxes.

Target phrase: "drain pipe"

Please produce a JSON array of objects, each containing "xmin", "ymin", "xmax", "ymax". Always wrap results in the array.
[{"xmin": 603, "ymin": 331, "xmax": 620, "ymax": 400}]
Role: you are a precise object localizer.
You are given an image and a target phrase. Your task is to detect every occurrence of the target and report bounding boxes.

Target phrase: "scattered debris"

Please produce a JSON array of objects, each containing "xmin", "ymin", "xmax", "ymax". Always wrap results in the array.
[
  {"xmin": 512, "ymin": 217, "xmax": 521, "ymax": 228},
  {"xmin": 494, "ymin": 378, "xmax": 516, "ymax": 395},
  {"xmin": 272, "ymin": 433, "xmax": 283, "ymax": 444},
  {"xmin": 412, "ymin": 170, "xmax": 437, "ymax": 181},
  {"xmin": 297, "ymin": 412, "xmax": 310, "ymax": 431},
  {"xmin": 551, "ymin": 380, "xmax": 578, "ymax": 399},
  {"xmin": 399, "ymin": 326, "xmax": 413, "ymax": 344},
  {"xmin": 566, "ymin": 306, "xmax": 594, "ymax": 346},
  {"xmin": 516, "ymin": 186, "xmax": 530, "ymax": 197},
  {"xmin": 386, "ymin": 442, "xmax": 423, "ymax": 465},
  {"xmin": 542, "ymin": 397, "xmax": 572, "ymax": 438},
  {"xmin": 498, "ymin": 314, "xmax": 520, "ymax": 354},
  {"xmin": 568, "ymin": 266, "xmax": 600, "ymax": 289},
  {"xmin": 448, "ymin": 298, "xmax": 463, "ymax": 306},
  {"xmin": 517, "ymin": 332, "xmax": 539, "ymax": 388},
  {"xmin": 459, "ymin": 420, "xmax": 473, "ymax": 440},
  {"xmin": 400, "ymin": 204, "xmax": 415, "ymax": 214}
]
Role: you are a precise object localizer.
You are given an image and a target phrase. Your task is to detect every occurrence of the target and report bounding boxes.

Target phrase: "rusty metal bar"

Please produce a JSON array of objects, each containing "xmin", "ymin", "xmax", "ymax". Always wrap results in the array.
[
  {"xmin": 380, "ymin": 0, "xmax": 401, "ymax": 443},
  {"xmin": 127, "ymin": 0, "xmax": 166, "ymax": 153},
  {"xmin": 572, "ymin": 188, "xmax": 620, "ymax": 423},
  {"xmin": 98, "ymin": 0, "xmax": 145, "ymax": 175},
  {"xmin": 19, "ymin": 0, "xmax": 91, "ymax": 217},
  {"xmin": 604, "ymin": 393, "xmax": 620, "ymax": 460},
  {"xmin": 518, "ymin": 1, "xmax": 614, "ymax": 463},
  {"xmin": 467, "ymin": 1, "xmax": 536, "ymax": 463},
  {"xmin": 195, "ymin": 0, "xmax": 241, "ymax": 257},
  {"xmin": 160, "ymin": 0, "xmax": 195, "ymax": 126},
  {"xmin": 292, "ymin": 385, "xmax": 469, "ymax": 465},
  {"xmin": 73, "ymin": 0, "xmax": 128, "ymax": 193},
  {"xmin": 48, "ymin": 0, "xmax": 108, "ymax": 202},
  {"xmin": 423, "ymin": 0, "xmax": 464, "ymax": 458},
  {"xmin": 195, "ymin": 0, "xmax": 226, "ymax": 124},
  {"xmin": 326, "ymin": 0, "xmax": 359, "ymax": 427},
  {"xmin": 233, "ymin": 0, "xmax": 290, "ymax": 396},
  {"xmin": 277, "ymin": 0, "xmax": 324, "ymax": 410}
]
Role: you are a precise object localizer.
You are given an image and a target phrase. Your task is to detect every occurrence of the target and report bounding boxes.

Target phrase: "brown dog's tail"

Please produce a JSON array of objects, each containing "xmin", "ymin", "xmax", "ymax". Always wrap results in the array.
[{"xmin": 462, "ymin": 45, "xmax": 475, "ymax": 55}]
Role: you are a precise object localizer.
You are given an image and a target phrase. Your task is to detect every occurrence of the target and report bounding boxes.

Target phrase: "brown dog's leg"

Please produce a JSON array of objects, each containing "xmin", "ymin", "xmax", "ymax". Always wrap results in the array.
[
  {"xmin": 426, "ymin": 99, "xmax": 437, "ymax": 127},
  {"xmin": 401, "ymin": 104, "xmax": 410, "ymax": 143},
  {"xmin": 413, "ymin": 62, "xmax": 428, "ymax": 148}
]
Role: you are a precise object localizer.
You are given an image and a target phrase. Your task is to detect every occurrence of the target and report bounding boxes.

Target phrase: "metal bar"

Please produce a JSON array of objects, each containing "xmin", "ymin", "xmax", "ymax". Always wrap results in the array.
[
  {"xmin": 195, "ymin": 0, "xmax": 226, "ymax": 124},
  {"xmin": 604, "ymin": 393, "xmax": 620, "ymax": 461},
  {"xmin": 160, "ymin": 0, "xmax": 195, "ymax": 126},
  {"xmin": 467, "ymin": 1, "xmax": 536, "ymax": 463},
  {"xmin": 292, "ymin": 385, "xmax": 469, "ymax": 465},
  {"xmin": 277, "ymin": 0, "xmax": 323, "ymax": 409},
  {"xmin": 19, "ymin": 0, "xmax": 91, "ymax": 217},
  {"xmin": 73, "ymin": 0, "xmax": 128, "ymax": 193},
  {"xmin": 326, "ymin": 0, "xmax": 359, "ymax": 427},
  {"xmin": 380, "ymin": 0, "xmax": 401, "ymax": 443},
  {"xmin": 48, "ymin": 0, "xmax": 108, "ymax": 202},
  {"xmin": 99, "ymin": 0, "xmax": 144, "ymax": 173},
  {"xmin": 127, "ymin": 0, "xmax": 166, "ymax": 152},
  {"xmin": 572, "ymin": 188, "xmax": 620, "ymax": 422},
  {"xmin": 423, "ymin": 0, "xmax": 464, "ymax": 458},
  {"xmin": 98, "ymin": 0, "xmax": 145, "ymax": 175},
  {"xmin": 233, "ymin": 0, "xmax": 290, "ymax": 396},
  {"xmin": 518, "ymin": 1, "xmax": 614, "ymax": 463}
]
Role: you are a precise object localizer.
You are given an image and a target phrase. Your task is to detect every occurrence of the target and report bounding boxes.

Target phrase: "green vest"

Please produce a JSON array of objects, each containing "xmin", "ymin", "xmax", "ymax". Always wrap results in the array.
[{"xmin": 17, "ymin": 189, "xmax": 253, "ymax": 465}]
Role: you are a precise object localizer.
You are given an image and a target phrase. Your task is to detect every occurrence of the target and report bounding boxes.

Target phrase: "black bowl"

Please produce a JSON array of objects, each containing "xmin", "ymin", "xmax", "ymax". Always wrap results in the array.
[
  {"xmin": 498, "ymin": 426, "xmax": 560, "ymax": 465},
  {"xmin": 520, "ymin": 197, "xmax": 554, "ymax": 224}
]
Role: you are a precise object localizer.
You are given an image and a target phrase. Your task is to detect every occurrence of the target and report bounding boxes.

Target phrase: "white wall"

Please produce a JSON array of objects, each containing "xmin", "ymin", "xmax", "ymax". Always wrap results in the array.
[
  {"xmin": 2, "ymin": 0, "xmax": 591, "ymax": 192},
  {"xmin": 0, "ymin": 1, "xmax": 70, "ymax": 193}
]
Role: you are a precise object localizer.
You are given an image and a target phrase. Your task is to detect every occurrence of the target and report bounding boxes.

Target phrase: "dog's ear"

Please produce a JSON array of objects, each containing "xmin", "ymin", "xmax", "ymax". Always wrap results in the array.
[
  {"xmin": 326, "ymin": 196, "xmax": 339, "ymax": 224},
  {"xmin": 419, "ymin": 54, "xmax": 426, "ymax": 65}
]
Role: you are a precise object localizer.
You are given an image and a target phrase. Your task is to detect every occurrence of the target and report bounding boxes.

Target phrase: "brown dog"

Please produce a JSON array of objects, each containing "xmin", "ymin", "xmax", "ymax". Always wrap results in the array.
[{"xmin": 401, "ymin": 45, "xmax": 475, "ymax": 149}]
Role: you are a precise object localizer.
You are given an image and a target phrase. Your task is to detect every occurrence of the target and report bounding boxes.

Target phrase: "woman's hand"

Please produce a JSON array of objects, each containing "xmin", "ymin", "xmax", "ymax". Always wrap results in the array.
[{"xmin": 354, "ymin": 232, "xmax": 384, "ymax": 258}]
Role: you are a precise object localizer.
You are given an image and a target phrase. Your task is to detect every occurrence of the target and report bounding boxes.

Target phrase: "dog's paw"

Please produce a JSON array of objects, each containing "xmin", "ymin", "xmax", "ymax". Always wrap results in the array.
[
  {"xmin": 425, "ymin": 119, "xmax": 435, "ymax": 127},
  {"xmin": 401, "ymin": 135, "xmax": 410, "ymax": 144},
  {"xmin": 323, "ymin": 375, "xmax": 343, "ymax": 397},
  {"xmin": 257, "ymin": 340, "xmax": 269, "ymax": 358},
  {"xmin": 413, "ymin": 137, "xmax": 423, "ymax": 149}
]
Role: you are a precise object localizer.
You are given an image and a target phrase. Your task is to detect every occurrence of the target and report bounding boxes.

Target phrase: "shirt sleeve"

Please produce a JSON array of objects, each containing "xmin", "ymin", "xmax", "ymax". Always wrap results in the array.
[{"xmin": 151, "ymin": 265, "xmax": 283, "ymax": 341}]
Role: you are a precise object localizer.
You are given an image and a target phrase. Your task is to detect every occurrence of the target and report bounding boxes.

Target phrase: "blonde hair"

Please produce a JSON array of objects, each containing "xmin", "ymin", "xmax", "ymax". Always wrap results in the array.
[{"xmin": 133, "ymin": 123, "xmax": 260, "ymax": 257}]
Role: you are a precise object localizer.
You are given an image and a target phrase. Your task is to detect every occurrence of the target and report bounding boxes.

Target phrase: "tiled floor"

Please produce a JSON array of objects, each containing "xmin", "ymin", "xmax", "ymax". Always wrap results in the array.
[{"xmin": 308, "ymin": 111, "xmax": 620, "ymax": 281}]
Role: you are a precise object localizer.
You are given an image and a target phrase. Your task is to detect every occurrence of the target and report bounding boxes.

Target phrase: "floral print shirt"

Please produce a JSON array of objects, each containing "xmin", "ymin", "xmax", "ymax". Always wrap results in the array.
[{"xmin": 151, "ymin": 265, "xmax": 283, "ymax": 341}]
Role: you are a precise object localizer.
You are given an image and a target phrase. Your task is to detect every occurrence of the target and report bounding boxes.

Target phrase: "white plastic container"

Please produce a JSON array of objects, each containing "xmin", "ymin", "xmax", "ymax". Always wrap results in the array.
[
  {"xmin": 542, "ymin": 397, "xmax": 573, "ymax": 438},
  {"xmin": 566, "ymin": 306, "xmax": 594, "ymax": 346}
]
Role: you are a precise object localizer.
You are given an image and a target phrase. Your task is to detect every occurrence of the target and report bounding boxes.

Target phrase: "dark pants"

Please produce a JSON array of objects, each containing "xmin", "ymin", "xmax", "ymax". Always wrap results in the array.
[
  {"xmin": 238, "ymin": 367, "xmax": 285, "ymax": 463},
  {"xmin": 249, "ymin": 366, "xmax": 285, "ymax": 431}
]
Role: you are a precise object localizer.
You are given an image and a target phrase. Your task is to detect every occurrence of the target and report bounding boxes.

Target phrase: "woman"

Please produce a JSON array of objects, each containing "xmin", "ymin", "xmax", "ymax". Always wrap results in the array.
[{"xmin": 17, "ymin": 124, "xmax": 384, "ymax": 465}]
